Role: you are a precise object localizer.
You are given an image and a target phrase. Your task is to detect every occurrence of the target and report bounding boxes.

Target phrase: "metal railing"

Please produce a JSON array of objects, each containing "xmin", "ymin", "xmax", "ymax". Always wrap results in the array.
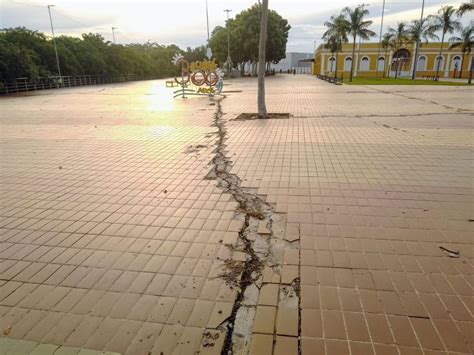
[
  {"xmin": 0, "ymin": 74, "xmax": 161, "ymax": 95},
  {"xmin": 317, "ymin": 74, "xmax": 343, "ymax": 85}
]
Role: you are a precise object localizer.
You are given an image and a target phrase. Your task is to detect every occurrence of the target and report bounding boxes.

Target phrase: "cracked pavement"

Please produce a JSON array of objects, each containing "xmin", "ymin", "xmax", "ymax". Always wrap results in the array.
[{"xmin": 0, "ymin": 76, "xmax": 473, "ymax": 355}]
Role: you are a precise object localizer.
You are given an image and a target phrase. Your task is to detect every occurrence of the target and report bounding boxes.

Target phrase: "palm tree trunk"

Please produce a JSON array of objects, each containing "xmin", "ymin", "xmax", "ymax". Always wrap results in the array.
[
  {"xmin": 459, "ymin": 52, "xmax": 465, "ymax": 79},
  {"xmin": 350, "ymin": 35, "xmax": 356, "ymax": 82},
  {"xmin": 257, "ymin": 0, "xmax": 269, "ymax": 118},
  {"xmin": 469, "ymin": 57, "xmax": 473, "ymax": 85},
  {"xmin": 435, "ymin": 31, "xmax": 446, "ymax": 79}
]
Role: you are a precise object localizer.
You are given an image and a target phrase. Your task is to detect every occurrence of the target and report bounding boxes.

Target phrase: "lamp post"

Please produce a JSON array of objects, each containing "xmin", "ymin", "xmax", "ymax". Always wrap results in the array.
[
  {"xmin": 112, "ymin": 27, "xmax": 117, "ymax": 44},
  {"xmin": 356, "ymin": 3, "xmax": 369, "ymax": 78},
  {"xmin": 375, "ymin": 0, "xmax": 386, "ymax": 78},
  {"xmin": 206, "ymin": 0, "xmax": 212, "ymax": 58},
  {"xmin": 224, "ymin": 9, "xmax": 232, "ymax": 77},
  {"xmin": 47, "ymin": 5, "xmax": 62, "ymax": 83},
  {"xmin": 411, "ymin": 0, "xmax": 425, "ymax": 80}
]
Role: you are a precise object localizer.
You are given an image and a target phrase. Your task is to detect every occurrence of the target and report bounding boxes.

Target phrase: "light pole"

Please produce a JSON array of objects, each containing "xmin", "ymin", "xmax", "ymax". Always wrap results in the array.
[
  {"xmin": 356, "ymin": 3, "xmax": 369, "ymax": 78},
  {"xmin": 47, "ymin": 5, "xmax": 62, "ymax": 83},
  {"xmin": 205, "ymin": 0, "xmax": 212, "ymax": 58},
  {"xmin": 411, "ymin": 0, "xmax": 425, "ymax": 80},
  {"xmin": 224, "ymin": 9, "xmax": 232, "ymax": 77},
  {"xmin": 375, "ymin": 0, "xmax": 386, "ymax": 78},
  {"xmin": 112, "ymin": 27, "xmax": 117, "ymax": 44}
]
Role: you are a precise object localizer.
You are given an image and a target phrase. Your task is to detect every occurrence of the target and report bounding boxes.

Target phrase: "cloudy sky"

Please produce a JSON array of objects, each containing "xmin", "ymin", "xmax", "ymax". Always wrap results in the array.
[{"xmin": 1, "ymin": 0, "xmax": 468, "ymax": 52}]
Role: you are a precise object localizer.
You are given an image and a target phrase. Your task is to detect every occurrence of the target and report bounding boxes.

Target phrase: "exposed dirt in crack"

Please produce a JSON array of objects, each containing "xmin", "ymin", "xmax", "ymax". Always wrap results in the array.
[{"xmin": 204, "ymin": 95, "xmax": 290, "ymax": 355}]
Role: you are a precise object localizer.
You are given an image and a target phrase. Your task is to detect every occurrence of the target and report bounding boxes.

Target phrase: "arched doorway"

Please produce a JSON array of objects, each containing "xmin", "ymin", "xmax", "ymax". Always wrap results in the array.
[{"xmin": 391, "ymin": 48, "xmax": 411, "ymax": 78}]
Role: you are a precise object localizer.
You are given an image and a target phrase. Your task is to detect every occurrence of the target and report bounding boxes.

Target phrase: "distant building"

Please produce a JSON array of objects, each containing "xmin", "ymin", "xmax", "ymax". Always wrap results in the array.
[
  {"xmin": 272, "ymin": 52, "xmax": 314, "ymax": 73},
  {"xmin": 313, "ymin": 42, "xmax": 472, "ymax": 79}
]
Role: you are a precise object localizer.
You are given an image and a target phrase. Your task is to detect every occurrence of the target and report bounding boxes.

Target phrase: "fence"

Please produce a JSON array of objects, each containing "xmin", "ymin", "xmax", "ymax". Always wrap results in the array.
[
  {"xmin": 0, "ymin": 74, "xmax": 161, "ymax": 95},
  {"xmin": 317, "ymin": 74, "xmax": 343, "ymax": 85}
]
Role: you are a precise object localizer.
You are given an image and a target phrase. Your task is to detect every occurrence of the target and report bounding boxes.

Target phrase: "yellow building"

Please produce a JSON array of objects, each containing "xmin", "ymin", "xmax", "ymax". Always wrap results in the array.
[{"xmin": 313, "ymin": 42, "xmax": 472, "ymax": 79}]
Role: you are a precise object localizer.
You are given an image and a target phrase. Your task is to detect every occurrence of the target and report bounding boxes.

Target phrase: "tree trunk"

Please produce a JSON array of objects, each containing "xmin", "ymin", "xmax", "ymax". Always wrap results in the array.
[
  {"xmin": 335, "ymin": 51, "xmax": 339, "ymax": 80},
  {"xmin": 435, "ymin": 32, "xmax": 445, "ymax": 80},
  {"xmin": 257, "ymin": 0, "xmax": 269, "ymax": 118},
  {"xmin": 350, "ymin": 35, "xmax": 356, "ymax": 82},
  {"xmin": 469, "ymin": 56, "xmax": 473, "ymax": 85},
  {"xmin": 459, "ymin": 52, "xmax": 465, "ymax": 79}
]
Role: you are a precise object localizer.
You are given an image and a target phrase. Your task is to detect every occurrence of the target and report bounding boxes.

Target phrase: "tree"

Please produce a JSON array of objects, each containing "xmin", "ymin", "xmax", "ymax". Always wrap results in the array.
[
  {"xmin": 449, "ymin": 26, "xmax": 473, "ymax": 80},
  {"xmin": 258, "ymin": 0, "xmax": 268, "ymax": 118},
  {"xmin": 323, "ymin": 14, "xmax": 349, "ymax": 79},
  {"xmin": 381, "ymin": 32, "xmax": 395, "ymax": 77},
  {"xmin": 408, "ymin": 18, "xmax": 439, "ymax": 79},
  {"xmin": 342, "ymin": 5, "xmax": 376, "ymax": 82},
  {"xmin": 0, "ymin": 26, "xmax": 191, "ymax": 80},
  {"xmin": 427, "ymin": 6, "xmax": 462, "ymax": 79},
  {"xmin": 457, "ymin": 3, "xmax": 473, "ymax": 17},
  {"xmin": 385, "ymin": 22, "xmax": 410, "ymax": 78},
  {"xmin": 209, "ymin": 4, "xmax": 289, "ymax": 77}
]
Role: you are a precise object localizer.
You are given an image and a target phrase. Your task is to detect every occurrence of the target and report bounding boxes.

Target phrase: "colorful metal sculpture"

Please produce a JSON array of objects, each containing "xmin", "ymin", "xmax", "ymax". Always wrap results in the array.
[{"xmin": 171, "ymin": 53, "xmax": 223, "ymax": 98}]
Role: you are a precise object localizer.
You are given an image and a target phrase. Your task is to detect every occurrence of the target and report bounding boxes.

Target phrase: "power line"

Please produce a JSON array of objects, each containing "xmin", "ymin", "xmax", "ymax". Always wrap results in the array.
[{"xmin": 7, "ymin": 1, "xmax": 44, "ymax": 8}]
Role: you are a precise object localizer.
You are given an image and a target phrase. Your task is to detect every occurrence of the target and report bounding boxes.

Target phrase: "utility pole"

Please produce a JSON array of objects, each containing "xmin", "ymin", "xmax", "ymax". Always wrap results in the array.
[
  {"xmin": 224, "ymin": 9, "xmax": 232, "ymax": 77},
  {"xmin": 375, "ymin": 0, "xmax": 386, "ymax": 78},
  {"xmin": 47, "ymin": 5, "xmax": 62, "ymax": 83},
  {"xmin": 112, "ymin": 27, "xmax": 117, "ymax": 44},
  {"xmin": 411, "ymin": 0, "xmax": 425, "ymax": 80},
  {"xmin": 205, "ymin": 0, "xmax": 212, "ymax": 58}
]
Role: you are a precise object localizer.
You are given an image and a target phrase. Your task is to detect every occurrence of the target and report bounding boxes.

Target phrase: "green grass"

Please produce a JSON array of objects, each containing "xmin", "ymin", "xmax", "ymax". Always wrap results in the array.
[{"xmin": 344, "ymin": 77, "xmax": 469, "ymax": 86}]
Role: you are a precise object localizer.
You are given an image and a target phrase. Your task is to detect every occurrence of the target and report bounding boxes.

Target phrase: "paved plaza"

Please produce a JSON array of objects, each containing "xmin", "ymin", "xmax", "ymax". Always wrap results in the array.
[{"xmin": 0, "ymin": 75, "xmax": 473, "ymax": 354}]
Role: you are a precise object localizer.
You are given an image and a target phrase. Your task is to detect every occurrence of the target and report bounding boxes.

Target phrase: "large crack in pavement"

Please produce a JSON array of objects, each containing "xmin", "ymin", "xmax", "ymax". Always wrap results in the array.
[{"xmin": 204, "ymin": 95, "xmax": 296, "ymax": 354}]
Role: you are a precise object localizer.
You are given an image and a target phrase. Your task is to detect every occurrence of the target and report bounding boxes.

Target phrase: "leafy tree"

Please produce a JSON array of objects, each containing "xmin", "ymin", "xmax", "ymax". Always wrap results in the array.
[
  {"xmin": 209, "ymin": 3, "xmax": 290, "ymax": 76},
  {"xmin": 449, "ymin": 25, "xmax": 473, "ymax": 80},
  {"xmin": 0, "ymin": 26, "xmax": 193, "ymax": 81},
  {"xmin": 342, "ymin": 5, "xmax": 376, "ymax": 82},
  {"xmin": 427, "ymin": 6, "xmax": 462, "ymax": 79}
]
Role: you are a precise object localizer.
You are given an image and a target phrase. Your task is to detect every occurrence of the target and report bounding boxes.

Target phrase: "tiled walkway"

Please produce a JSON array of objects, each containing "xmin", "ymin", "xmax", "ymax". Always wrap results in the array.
[{"xmin": 0, "ymin": 76, "xmax": 472, "ymax": 354}]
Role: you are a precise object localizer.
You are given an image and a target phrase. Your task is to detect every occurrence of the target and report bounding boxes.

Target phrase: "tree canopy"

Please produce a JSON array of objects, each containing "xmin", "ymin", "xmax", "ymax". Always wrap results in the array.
[
  {"xmin": 0, "ymin": 27, "xmax": 200, "ymax": 81},
  {"xmin": 209, "ymin": 3, "xmax": 290, "ymax": 68}
]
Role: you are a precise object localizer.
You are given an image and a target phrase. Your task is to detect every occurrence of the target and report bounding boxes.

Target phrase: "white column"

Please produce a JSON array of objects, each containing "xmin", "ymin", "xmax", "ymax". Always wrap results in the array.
[
  {"xmin": 321, "ymin": 54, "xmax": 325, "ymax": 74},
  {"xmin": 444, "ymin": 53, "xmax": 451, "ymax": 78}
]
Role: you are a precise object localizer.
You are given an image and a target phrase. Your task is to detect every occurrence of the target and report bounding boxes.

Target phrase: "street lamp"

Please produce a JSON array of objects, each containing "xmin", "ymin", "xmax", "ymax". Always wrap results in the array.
[
  {"xmin": 47, "ymin": 5, "xmax": 62, "ymax": 83},
  {"xmin": 224, "ymin": 9, "xmax": 232, "ymax": 77},
  {"xmin": 356, "ymin": 3, "xmax": 369, "ymax": 77},
  {"xmin": 205, "ymin": 0, "xmax": 212, "ymax": 58},
  {"xmin": 112, "ymin": 27, "xmax": 117, "ymax": 44},
  {"xmin": 411, "ymin": 0, "xmax": 425, "ymax": 80},
  {"xmin": 375, "ymin": 0, "xmax": 386, "ymax": 78}
]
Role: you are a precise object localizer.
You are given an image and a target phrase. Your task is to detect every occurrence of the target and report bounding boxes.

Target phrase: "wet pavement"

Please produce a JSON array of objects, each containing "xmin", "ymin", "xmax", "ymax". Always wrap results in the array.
[{"xmin": 0, "ymin": 76, "xmax": 473, "ymax": 354}]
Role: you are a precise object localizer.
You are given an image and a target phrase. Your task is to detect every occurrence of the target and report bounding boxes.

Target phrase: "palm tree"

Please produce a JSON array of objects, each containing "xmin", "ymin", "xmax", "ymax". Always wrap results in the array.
[
  {"xmin": 381, "ymin": 32, "xmax": 395, "ymax": 77},
  {"xmin": 257, "ymin": 0, "xmax": 269, "ymax": 118},
  {"xmin": 385, "ymin": 22, "xmax": 410, "ymax": 78},
  {"xmin": 457, "ymin": 3, "xmax": 473, "ymax": 17},
  {"xmin": 323, "ymin": 14, "xmax": 349, "ymax": 80},
  {"xmin": 449, "ymin": 26, "xmax": 473, "ymax": 80},
  {"xmin": 409, "ymin": 18, "xmax": 439, "ymax": 44},
  {"xmin": 342, "ymin": 5, "xmax": 376, "ymax": 82},
  {"xmin": 408, "ymin": 18, "xmax": 439, "ymax": 78},
  {"xmin": 427, "ymin": 6, "xmax": 462, "ymax": 79}
]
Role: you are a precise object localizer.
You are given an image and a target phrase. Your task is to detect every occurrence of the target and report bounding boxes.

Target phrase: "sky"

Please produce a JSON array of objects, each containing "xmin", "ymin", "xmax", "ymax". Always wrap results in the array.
[{"xmin": 1, "ymin": 0, "xmax": 470, "ymax": 53}]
